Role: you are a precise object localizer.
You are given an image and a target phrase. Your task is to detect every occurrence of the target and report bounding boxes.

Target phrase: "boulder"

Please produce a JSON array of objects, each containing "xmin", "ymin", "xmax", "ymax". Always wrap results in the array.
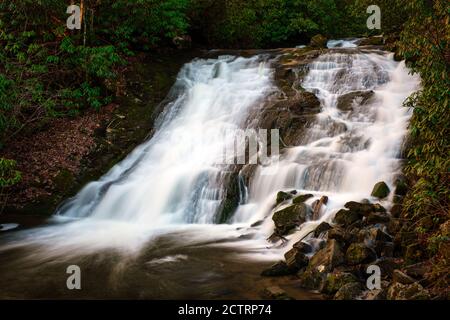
[
  {"xmin": 298, "ymin": 268, "xmax": 326, "ymax": 290},
  {"xmin": 334, "ymin": 208, "xmax": 360, "ymax": 226},
  {"xmin": 284, "ymin": 248, "xmax": 309, "ymax": 270},
  {"xmin": 263, "ymin": 286, "xmax": 292, "ymax": 300},
  {"xmin": 366, "ymin": 212, "xmax": 390, "ymax": 225},
  {"xmin": 309, "ymin": 239, "xmax": 345, "ymax": 272},
  {"xmin": 376, "ymin": 257, "xmax": 402, "ymax": 278},
  {"xmin": 394, "ymin": 179, "xmax": 408, "ymax": 196},
  {"xmin": 344, "ymin": 201, "xmax": 386, "ymax": 215},
  {"xmin": 387, "ymin": 282, "xmax": 431, "ymax": 300},
  {"xmin": 261, "ymin": 261, "xmax": 296, "ymax": 277},
  {"xmin": 367, "ymin": 227, "xmax": 392, "ymax": 243},
  {"xmin": 336, "ymin": 90, "xmax": 374, "ymax": 111},
  {"xmin": 357, "ymin": 36, "xmax": 384, "ymax": 46},
  {"xmin": 390, "ymin": 204, "xmax": 402, "ymax": 218},
  {"xmin": 309, "ymin": 34, "xmax": 328, "ymax": 48},
  {"xmin": 345, "ymin": 243, "xmax": 376, "ymax": 265},
  {"xmin": 276, "ymin": 191, "xmax": 292, "ymax": 205},
  {"xmin": 321, "ymin": 271, "xmax": 359, "ymax": 295},
  {"xmin": 327, "ymin": 226, "xmax": 353, "ymax": 245},
  {"xmin": 289, "ymin": 91, "xmax": 321, "ymax": 115},
  {"xmin": 334, "ymin": 282, "xmax": 363, "ymax": 300},
  {"xmin": 312, "ymin": 195, "xmax": 328, "ymax": 220},
  {"xmin": 272, "ymin": 203, "xmax": 310, "ymax": 235},
  {"xmin": 293, "ymin": 241, "xmax": 313, "ymax": 254},
  {"xmin": 314, "ymin": 222, "xmax": 332, "ymax": 238},
  {"xmin": 371, "ymin": 181, "xmax": 390, "ymax": 199},
  {"xmin": 292, "ymin": 193, "xmax": 314, "ymax": 204}
]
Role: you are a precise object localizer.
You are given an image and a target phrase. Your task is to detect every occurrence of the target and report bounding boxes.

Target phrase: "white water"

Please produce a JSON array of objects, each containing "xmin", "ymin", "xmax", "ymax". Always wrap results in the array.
[
  {"xmin": 0, "ymin": 48, "xmax": 420, "ymax": 262},
  {"xmin": 327, "ymin": 39, "xmax": 359, "ymax": 48}
]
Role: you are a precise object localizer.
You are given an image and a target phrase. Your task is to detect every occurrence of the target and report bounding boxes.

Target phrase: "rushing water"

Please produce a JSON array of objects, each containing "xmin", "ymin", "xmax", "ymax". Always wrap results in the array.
[{"xmin": 0, "ymin": 46, "xmax": 420, "ymax": 299}]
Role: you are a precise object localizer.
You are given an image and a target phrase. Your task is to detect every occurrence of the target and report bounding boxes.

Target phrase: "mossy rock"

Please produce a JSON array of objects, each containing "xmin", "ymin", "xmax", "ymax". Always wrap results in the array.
[
  {"xmin": 334, "ymin": 208, "xmax": 360, "ymax": 226},
  {"xmin": 309, "ymin": 239, "xmax": 344, "ymax": 272},
  {"xmin": 272, "ymin": 203, "xmax": 309, "ymax": 235},
  {"xmin": 334, "ymin": 282, "xmax": 363, "ymax": 300},
  {"xmin": 371, "ymin": 181, "xmax": 390, "ymax": 199},
  {"xmin": 336, "ymin": 90, "xmax": 374, "ymax": 111},
  {"xmin": 276, "ymin": 191, "xmax": 292, "ymax": 205},
  {"xmin": 298, "ymin": 268, "xmax": 326, "ymax": 290},
  {"xmin": 292, "ymin": 193, "xmax": 314, "ymax": 204},
  {"xmin": 321, "ymin": 271, "xmax": 359, "ymax": 295},
  {"xmin": 345, "ymin": 243, "xmax": 376, "ymax": 265},
  {"xmin": 309, "ymin": 34, "xmax": 327, "ymax": 48}
]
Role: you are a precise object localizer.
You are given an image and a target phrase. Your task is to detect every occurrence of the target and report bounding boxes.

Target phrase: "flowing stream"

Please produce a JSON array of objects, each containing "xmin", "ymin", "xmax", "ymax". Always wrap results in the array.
[{"xmin": 0, "ymin": 45, "xmax": 420, "ymax": 299}]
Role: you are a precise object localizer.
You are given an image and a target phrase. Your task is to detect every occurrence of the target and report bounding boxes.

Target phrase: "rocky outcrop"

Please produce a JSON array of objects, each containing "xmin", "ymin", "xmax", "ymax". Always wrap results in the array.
[{"xmin": 336, "ymin": 90, "xmax": 374, "ymax": 112}]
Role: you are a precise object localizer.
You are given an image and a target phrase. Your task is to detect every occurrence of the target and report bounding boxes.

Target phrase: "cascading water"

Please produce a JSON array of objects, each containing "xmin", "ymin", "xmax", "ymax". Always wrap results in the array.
[
  {"xmin": 234, "ymin": 50, "xmax": 420, "ymax": 249},
  {"xmin": 0, "ymin": 45, "xmax": 421, "ymax": 299}
]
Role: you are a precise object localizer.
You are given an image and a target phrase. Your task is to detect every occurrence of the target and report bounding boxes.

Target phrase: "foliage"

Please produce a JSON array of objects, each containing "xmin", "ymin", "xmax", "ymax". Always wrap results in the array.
[{"xmin": 0, "ymin": 158, "xmax": 21, "ymax": 187}]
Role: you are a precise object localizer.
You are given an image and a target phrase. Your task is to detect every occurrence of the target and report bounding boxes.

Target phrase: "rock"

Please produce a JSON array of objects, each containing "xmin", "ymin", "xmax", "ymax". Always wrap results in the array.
[
  {"xmin": 364, "ymin": 288, "xmax": 387, "ymax": 300},
  {"xmin": 321, "ymin": 271, "xmax": 359, "ymax": 295},
  {"xmin": 292, "ymin": 193, "xmax": 314, "ymax": 204},
  {"xmin": 309, "ymin": 239, "xmax": 344, "ymax": 272},
  {"xmin": 376, "ymin": 257, "xmax": 401, "ymax": 278},
  {"xmin": 314, "ymin": 222, "xmax": 332, "ymax": 238},
  {"xmin": 357, "ymin": 36, "xmax": 384, "ymax": 46},
  {"xmin": 334, "ymin": 209, "xmax": 360, "ymax": 226},
  {"xmin": 402, "ymin": 262, "xmax": 429, "ymax": 278},
  {"xmin": 293, "ymin": 241, "xmax": 313, "ymax": 254},
  {"xmin": 368, "ymin": 227, "xmax": 392, "ymax": 243},
  {"xmin": 336, "ymin": 90, "xmax": 374, "ymax": 111},
  {"xmin": 345, "ymin": 243, "xmax": 376, "ymax": 265},
  {"xmin": 309, "ymin": 34, "xmax": 327, "ymax": 48},
  {"xmin": 327, "ymin": 226, "xmax": 355, "ymax": 245},
  {"xmin": 261, "ymin": 261, "xmax": 296, "ymax": 277},
  {"xmin": 374, "ymin": 241, "xmax": 395, "ymax": 257},
  {"xmin": 312, "ymin": 196, "xmax": 328, "ymax": 220},
  {"xmin": 263, "ymin": 286, "xmax": 291, "ymax": 300},
  {"xmin": 366, "ymin": 212, "xmax": 390, "ymax": 225},
  {"xmin": 272, "ymin": 203, "xmax": 310, "ymax": 235},
  {"xmin": 284, "ymin": 248, "xmax": 309, "ymax": 270},
  {"xmin": 393, "ymin": 270, "xmax": 417, "ymax": 285},
  {"xmin": 289, "ymin": 92, "xmax": 321, "ymax": 115},
  {"xmin": 298, "ymin": 269, "xmax": 326, "ymax": 290},
  {"xmin": 371, "ymin": 181, "xmax": 390, "ymax": 199},
  {"xmin": 276, "ymin": 191, "xmax": 292, "ymax": 205},
  {"xmin": 390, "ymin": 204, "xmax": 402, "ymax": 218},
  {"xmin": 387, "ymin": 282, "xmax": 431, "ymax": 300},
  {"xmin": 334, "ymin": 282, "xmax": 363, "ymax": 300},
  {"xmin": 344, "ymin": 201, "xmax": 386, "ymax": 215}
]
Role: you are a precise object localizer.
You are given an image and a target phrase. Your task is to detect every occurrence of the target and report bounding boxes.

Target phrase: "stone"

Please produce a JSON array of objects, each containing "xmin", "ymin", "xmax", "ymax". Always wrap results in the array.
[
  {"xmin": 366, "ymin": 212, "xmax": 390, "ymax": 225},
  {"xmin": 292, "ymin": 193, "xmax": 314, "ymax": 204},
  {"xmin": 393, "ymin": 270, "xmax": 417, "ymax": 285},
  {"xmin": 394, "ymin": 179, "xmax": 408, "ymax": 196},
  {"xmin": 293, "ymin": 241, "xmax": 313, "ymax": 254},
  {"xmin": 284, "ymin": 248, "xmax": 309, "ymax": 270},
  {"xmin": 371, "ymin": 181, "xmax": 390, "ymax": 199},
  {"xmin": 376, "ymin": 257, "xmax": 401, "ymax": 278},
  {"xmin": 357, "ymin": 36, "xmax": 384, "ymax": 46},
  {"xmin": 309, "ymin": 239, "xmax": 344, "ymax": 272},
  {"xmin": 387, "ymin": 282, "xmax": 431, "ymax": 300},
  {"xmin": 327, "ymin": 226, "xmax": 354, "ymax": 245},
  {"xmin": 289, "ymin": 92, "xmax": 321, "ymax": 115},
  {"xmin": 334, "ymin": 209, "xmax": 360, "ymax": 226},
  {"xmin": 320, "ymin": 271, "xmax": 359, "ymax": 295},
  {"xmin": 368, "ymin": 227, "xmax": 392, "ymax": 243},
  {"xmin": 309, "ymin": 34, "xmax": 327, "ymax": 48},
  {"xmin": 276, "ymin": 191, "xmax": 292, "ymax": 205},
  {"xmin": 272, "ymin": 203, "xmax": 310, "ymax": 235},
  {"xmin": 334, "ymin": 282, "xmax": 363, "ymax": 300},
  {"xmin": 263, "ymin": 286, "xmax": 291, "ymax": 300},
  {"xmin": 402, "ymin": 262, "xmax": 429, "ymax": 278},
  {"xmin": 261, "ymin": 261, "xmax": 296, "ymax": 277},
  {"xmin": 298, "ymin": 268, "xmax": 326, "ymax": 290},
  {"xmin": 312, "ymin": 195, "xmax": 328, "ymax": 220},
  {"xmin": 390, "ymin": 204, "xmax": 402, "ymax": 218},
  {"xmin": 344, "ymin": 201, "xmax": 386, "ymax": 215},
  {"xmin": 345, "ymin": 243, "xmax": 376, "ymax": 265},
  {"xmin": 336, "ymin": 90, "xmax": 374, "ymax": 111},
  {"xmin": 314, "ymin": 222, "xmax": 332, "ymax": 238}
]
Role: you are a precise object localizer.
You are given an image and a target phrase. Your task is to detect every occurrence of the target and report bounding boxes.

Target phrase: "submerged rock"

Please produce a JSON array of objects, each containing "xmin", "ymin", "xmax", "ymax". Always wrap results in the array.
[
  {"xmin": 292, "ymin": 193, "xmax": 314, "ymax": 204},
  {"xmin": 276, "ymin": 191, "xmax": 292, "ymax": 205},
  {"xmin": 314, "ymin": 222, "xmax": 332, "ymax": 238},
  {"xmin": 284, "ymin": 248, "xmax": 309, "ymax": 270},
  {"xmin": 336, "ymin": 90, "xmax": 374, "ymax": 111},
  {"xmin": 261, "ymin": 261, "xmax": 296, "ymax": 277},
  {"xmin": 371, "ymin": 181, "xmax": 390, "ymax": 199},
  {"xmin": 263, "ymin": 286, "xmax": 292, "ymax": 300}
]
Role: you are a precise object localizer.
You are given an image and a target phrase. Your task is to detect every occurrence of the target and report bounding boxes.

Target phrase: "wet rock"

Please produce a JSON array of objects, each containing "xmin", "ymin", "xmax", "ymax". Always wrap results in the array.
[
  {"xmin": 366, "ymin": 212, "xmax": 390, "ymax": 225},
  {"xmin": 371, "ymin": 181, "xmax": 390, "ymax": 199},
  {"xmin": 284, "ymin": 248, "xmax": 309, "ymax": 270},
  {"xmin": 263, "ymin": 286, "xmax": 292, "ymax": 300},
  {"xmin": 336, "ymin": 90, "xmax": 374, "ymax": 111},
  {"xmin": 334, "ymin": 208, "xmax": 360, "ymax": 226},
  {"xmin": 402, "ymin": 262, "xmax": 429, "ymax": 279},
  {"xmin": 357, "ymin": 36, "xmax": 384, "ymax": 46},
  {"xmin": 293, "ymin": 241, "xmax": 313, "ymax": 254},
  {"xmin": 276, "ymin": 191, "xmax": 292, "ymax": 205},
  {"xmin": 272, "ymin": 203, "xmax": 310, "ymax": 235},
  {"xmin": 390, "ymin": 204, "xmax": 402, "ymax": 218},
  {"xmin": 292, "ymin": 193, "xmax": 314, "ymax": 204},
  {"xmin": 345, "ymin": 243, "xmax": 376, "ymax": 265},
  {"xmin": 321, "ymin": 271, "xmax": 359, "ymax": 295},
  {"xmin": 387, "ymin": 282, "xmax": 431, "ymax": 300},
  {"xmin": 310, "ymin": 34, "xmax": 328, "ymax": 48},
  {"xmin": 368, "ymin": 227, "xmax": 392, "ymax": 243},
  {"xmin": 314, "ymin": 222, "xmax": 332, "ymax": 238},
  {"xmin": 375, "ymin": 241, "xmax": 395, "ymax": 258},
  {"xmin": 334, "ymin": 282, "xmax": 363, "ymax": 300},
  {"xmin": 309, "ymin": 239, "xmax": 344, "ymax": 272},
  {"xmin": 261, "ymin": 261, "xmax": 296, "ymax": 277},
  {"xmin": 328, "ymin": 226, "xmax": 354, "ymax": 245},
  {"xmin": 344, "ymin": 201, "xmax": 386, "ymax": 215},
  {"xmin": 376, "ymin": 257, "xmax": 402, "ymax": 278},
  {"xmin": 288, "ymin": 92, "xmax": 321, "ymax": 115},
  {"xmin": 312, "ymin": 195, "xmax": 328, "ymax": 220},
  {"xmin": 394, "ymin": 179, "xmax": 408, "ymax": 196},
  {"xmin": 393, "ymin": 270, "xmax": 417, "ymax": 285},
  {"xmin": 298, "ymin": 268, "xmax": 326, "ymax": 290}
]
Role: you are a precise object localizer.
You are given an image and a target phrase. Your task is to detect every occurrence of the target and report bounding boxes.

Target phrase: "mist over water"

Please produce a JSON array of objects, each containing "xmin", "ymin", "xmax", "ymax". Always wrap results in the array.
[{"xmin": 0, "ymin": 46, "xmax": 420, "ymax": 298}]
